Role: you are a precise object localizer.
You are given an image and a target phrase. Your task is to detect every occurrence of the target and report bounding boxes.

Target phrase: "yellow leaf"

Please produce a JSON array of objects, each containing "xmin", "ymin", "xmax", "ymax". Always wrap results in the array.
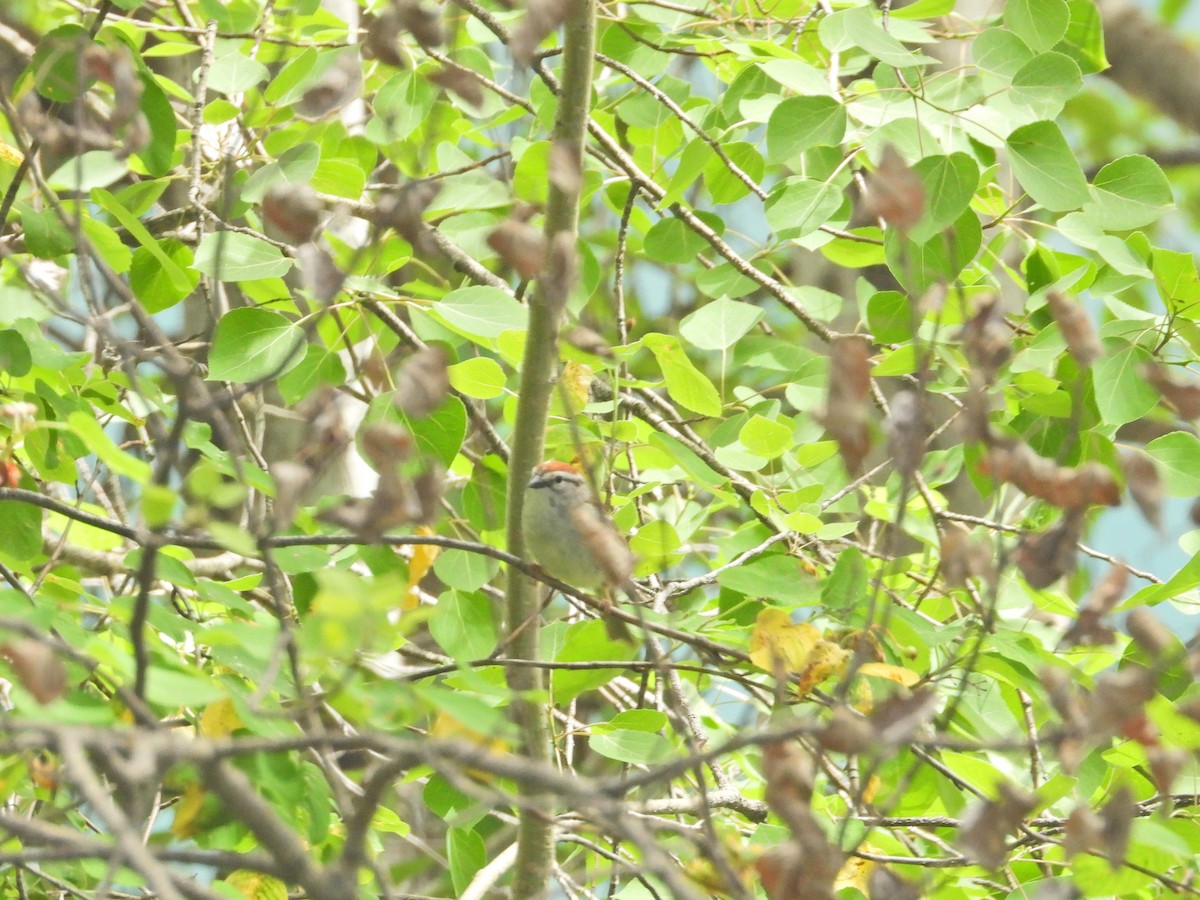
[
  {"xmin": 553, "ymin": 360, "xmax": 594, "ymax": 417},
  {"xmin": 795, "ymin": 638, "xmax": 850, "ymax": 695},
  {"xmin": 198, "ymin": 698, "xmax": 242, "ymax": 737},
  {"xmin": 404, "ymin": 526, "xmax": 440, "ymax": 610},
  {"xmin": 834, "ymin": 852, "xmax": 875, "ymax": 893},
  {"xmin": 171, "ymin": 782, "xmax": 206, "ymax": 839},
  {"xmin": 224, "ymin": 869, "xmax": 288, "ymax": 900},
  {"xmin": 858, "ymin": 662, "xmax": 920, "ymax": 687},
  {"xmin": 0, "ymin": 141, "xmax": 22, "ymax": 166},
  {"xmin": 750, "ymin": 608, "xmax": 820, "ymax": 674},
  {"xmin": 862, "ymin": 774, "xmax": 881, "ymax": 804}
]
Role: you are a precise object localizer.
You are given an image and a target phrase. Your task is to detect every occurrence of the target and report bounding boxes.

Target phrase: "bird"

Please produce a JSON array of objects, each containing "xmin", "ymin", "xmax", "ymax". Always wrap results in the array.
[{"xmin": 522, "ymin": 460, "xmax": 639, "ymax": 601}]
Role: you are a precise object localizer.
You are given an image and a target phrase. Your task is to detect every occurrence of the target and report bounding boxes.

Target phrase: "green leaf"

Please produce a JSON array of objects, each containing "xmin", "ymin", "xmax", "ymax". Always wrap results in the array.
[
  {"xmin": 822, "ymin": 546, "xmax": 868, "ymax": 610},
  {"xmin": 208, "ymin": 308, "xmax": 305, "ymax": 383},
  {"xmin": 19, "ymin": 205, "xmax": 74, "ymax": 258},
  {"xmin": 553, "ymin": 620, "xmax": 639, "ymax": 703},
  {"xmin": 679, "ymin": 298, "xmax": 763, "ymax": 351},
  {"xmin": 885, "ymin": 208, "xmax": 981, "ymax": 294},
  {"xmin": 1056, "ymin": 0, "xmax": 1108, "ymax": 74},
  {"xmin": 31, "ymin": 25, "xmax": 90, "ymax": 103},
  {"xmin": 67, "ymin": 411, "xmax": 152, "ymax": 483},
  {"xmin": 765, "ymin": 178, "xmax": 843, "ymax": 241},
  {"xmin": 94, "ymin": 188, "xmax": 196, "ymax": 309},
  {"xmin": 193, "ymin": 233, "xmax": 293, "ymax": 282},
  {"xmin": 0, "ymin": 329, "xmax": 32, "ymax": 376},
  {"xmin": 766, "ymin": 96, "xmax": 847, "ymax": 164},
  {"xmin": 1152, "ymin": 249, "xmax": 1200, "ymax": 317},
  {"xmin": 47, "ymin": 151, "xmax": 128, "ymax": 192},
  {"xmin": 910, "ymin": 153, "xmax": 978, "ymax": 243},
  {"xmin": 380, "ymin": 395, "xmax": 468, "ymax": 468},
  {"xmin": 644, "ymin": 219, "xmax": 709, "ymax": 264},
  {"xmin": 448, "ymin": 357, "xmax": 506, "ymax": 399},
  {"xmin": 590, "ymin": 728, "xmax": 674, "ymax": 764},
  {"xmin": 1091, "ymin": 342, "xmax": 1159, "ymax": 426},
  {"xmin": 819, "ymin": 7, "xmax": 935, "ymax": 67},
  {"xmin": 867, "ymin": 291, "xmax": 912, "ymax": 342},
  {"xmin": 1145, "ymin": 433, "xmax": 1200, "ymax": 497},
  {"xmin": 717, "ymin": 555, "xmax": 819, "ymax": 604},
  {"xmin": 1004, "ymin": 0, "xmax": 1070, "ymax": 52},
  {"xmin": 1009, "ymin": 52, "xmax": 1082, "ymax": 118},
  {"xmin": 1005, "ymin": 121, "xmax": 1089, "ymax": 212},
  {"xmin": 739, "ymin": 415, "xmax": 793, "ymax": 460},
  {"xmin": 430, "ymin": 591, "xmax": 496, "ymax": 660},
  {"xmin": 367, "ymin": 71, "xmax": 438, "ymax": 143},
  {"xmin": 429, "ymin": 287, "xmax": 528, "ymax": 341},
  {"xmin": 973, "ymin": 28, "xmax": 1033, "ymax": 78},
  {"xmin": 277, "ymin": 344, "xmax": 346, "ymax": 405},
  {"xmin": 0, "ymin": 500, "xmax": 42, "ymax": 561},
  {"xmin": 1083, "ymin": 155, "xmax": 1173, "ymax": 230},
  {"xmin": 130, "ymin": 239, "xmax": 200, "ymax": 313},
  {"xmin": 208, "ymin": 50, "xmax": 270, "ymax": 95},
  {"xmin": 642, "ymin": 333, "xmax": 722, "ymax": 417},
  {"xmin": 447, "ymin": 827, "xmax": 485, "ymax": 895},
  {"xmin": 135, "ymin": 73, "xmax": 176, "ymax": 177}
]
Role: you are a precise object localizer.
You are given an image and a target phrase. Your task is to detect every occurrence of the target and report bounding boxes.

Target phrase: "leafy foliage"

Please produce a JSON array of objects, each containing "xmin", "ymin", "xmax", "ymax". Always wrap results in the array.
[{"xmin": 0, "ymin": 0, "xmax": 1198, "ymax": 898}]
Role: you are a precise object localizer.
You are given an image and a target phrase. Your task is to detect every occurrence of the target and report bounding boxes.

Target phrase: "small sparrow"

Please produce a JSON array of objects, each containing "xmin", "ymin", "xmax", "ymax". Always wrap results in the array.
[{"xmin": 522, "ymin": 461, "xmax": 638, "ymax": 600}]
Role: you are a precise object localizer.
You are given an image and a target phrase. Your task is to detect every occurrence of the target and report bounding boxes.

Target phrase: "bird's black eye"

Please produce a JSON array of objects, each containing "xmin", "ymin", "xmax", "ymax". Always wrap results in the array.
[{"xmin": 554, "ymin": 475, "xmax": 564, "ymax": 483}]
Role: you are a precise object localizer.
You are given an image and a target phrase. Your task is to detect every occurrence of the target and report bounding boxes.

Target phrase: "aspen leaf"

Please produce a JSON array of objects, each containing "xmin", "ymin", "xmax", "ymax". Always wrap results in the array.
[{"xmin": 750, "ymin": 608, "xmax": 820, "ymax": 674}]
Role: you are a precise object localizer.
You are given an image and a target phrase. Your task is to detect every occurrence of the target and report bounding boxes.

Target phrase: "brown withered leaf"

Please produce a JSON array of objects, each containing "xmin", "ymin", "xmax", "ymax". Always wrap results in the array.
[
  {"xmin": 962, "ymin": 376, "xmax": 994, "ymax": 444},
  {"xmin": 297, "ymin": 244, "xmax": 345, "ymax": 302},
  {"xmin": 758, "ymin": 741, "xmax": 844, "ymax": 900},
  {"xmin": 395, "ymin": 0, "xmax": 445, "ymax": 49},
  {"xmin": 298, "ymin": 50, "xmax": 361, "ymax": 119},
  {"xmin": 510, "ymin": 0, "xmax": 571, "ymax": 66},
  {"xmin": 817, "ymin": 705, "xmax": 876, "ymax": 755},
  {"xmin": 958, "ymin": 297, "xmax": 1011, "ymax": 382},
  {"xmin": 487, "ymin": 219, "xmax": 547, "ymax": 279},
  {"xmin": 1125, "ymin": 607, "xmax": 1176, "ymax": 661},
  {"xmin": 1148, "ymin": 745, "xmax": 1189, "ymax": 797},
  {"xmin": 84, "ymin": 44, "xmax": 144, "ymax": 131},
  {"xmin": 564, "ymin": 325, "xmax": 614, "ymax": 359},
  {"xmin": 1087, "ymin": 665, "xmax": 1157, "ymax": 741},
  {"xmin": 1014, "ymin": 511, "xmax": 1084, "ymax": 589},
  {"xmin": 867, "ymin": 867, "xmax": 921, "ymax": 900},
  {"xmin": 957, "ymin": 781, "xmax": 1038, "ymax": 869},
  {"xmin": 393, "ymin": 346, "xmax": 451, "ymax": 418},
  {"xmin": 427, "ymin": 66, "xmax": 484, "ymax": 107},
  {"xmin": 763, "ymin": 740, "xmax": 815, "ymax": 826},
  {"xmin": 1143, "ymin": 362, "xmax": 1200, "ymax": 419},
  {"xmin": 758, "ymin": 841, "xmax": 839, "ymax": 900},
  {"xmin": 1058, "ymin": 564, "xmax": 1128, "ymax": 649},
  {"xmin": 1, "ymin": 640, "xmax": 68, "ymax": 705},
  {"xmin": 542, "ymin": 231, "xmax": 579, "ymax": 310},
  {"xmin": 1100, "ymin": 786, "xmax": 1135, "ymax": 867},
  {"xmin": 1063, "ymin": 805, "xmax": 1103, "ymax": 859},
  {"xmin": 819, "ymin": 336, "xmax": 872, "ymax": 475},
  {"xmin": 868, "ymin": 688, "xmax": 938, "ymax": 749},
  {"xmin": 864, "ymin": 144, "xmax": 924, "ymax": 233},
  {"xmin": 570, "ymin": 500, "xmax": 636, "ymax": 596},
  {"xmin": 549, "ymin": 139, "xmax": 583, "ymax": 195},
  {"xmin": 885, "ymin": 389, "xmax": 927, "ymax": 478},
  {"xmin": 1122, "ymin": 451, "xmax": 1163, "ymax": 532},
  {"xmin": 939, "ymin": 523, "xmax": 994, "ymax": 588},
  {"xmin": 1045, "ymin": 292, "xmax": 1101, "ymax": 367},
  {"xmin": 263, "ymin": 183, "xmax": 323, "ymax": 244},
  {"xmin": 362, "ymin": 7, "xmax": 409, "ymax": 67},
  {"xmin": 981, "ymin": 440, "xmax": 1119, "ymax": 509},
  {"xmin": 270, "ymin": 460, "xmax": 314, "ymax": 530},
  {"xmin": 374, "ymin": 181, "xmax": 441, "ymax": 256}
]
